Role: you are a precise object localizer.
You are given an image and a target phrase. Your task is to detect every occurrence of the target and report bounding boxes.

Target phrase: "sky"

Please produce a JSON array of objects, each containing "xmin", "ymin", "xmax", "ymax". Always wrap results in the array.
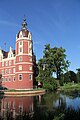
[{"xmin": 0, "ymin": 0, "xmax": 80, "ymax": 72}]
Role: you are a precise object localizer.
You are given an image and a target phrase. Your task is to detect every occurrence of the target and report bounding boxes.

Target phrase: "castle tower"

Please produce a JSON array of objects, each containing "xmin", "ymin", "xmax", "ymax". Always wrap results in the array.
[{"xmin": 15, "ymin": 18, "xmax": 33, "ymax": 89}]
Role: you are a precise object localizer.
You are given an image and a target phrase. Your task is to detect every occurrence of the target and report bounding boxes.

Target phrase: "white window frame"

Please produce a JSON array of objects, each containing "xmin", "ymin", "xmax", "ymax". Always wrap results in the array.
[
  {"xmin": 2, "ymin": 61, "xmax": 4, "ymax": 67},
  {"xmin": 2, "ymin": 70, "xmax": 4, "ymax": 75},
  {"xmin": 8, "ymin": 77, "xmax": 11, "ymax": 82},
  {"xmin": 19, "ymin": 65, "xmax": 22, "ymax": 70},
  {"xmin": 29, "ymin": 66, "xmax": 32, "ymax": 70},
  {"xmin": 6, "ymin": 61, "xmax": 8, "ymax": 66},
  {"xmin": 20, "ymin": 41, "xmax": 22, "ymax": 46},
  {"xmin": 19, "ymin": 56, "xmax": 22, "ymax": 62},
  {"xmin": 13, "ymin": 76, "xmax": 16, "ymax": 81},
  {"xmin": 18, "ymin": 74, "xmax": 22, "ymax": 80},
  {"xmin": 6, "ymin": 69, "xmax": 9, "ymax": 74},
  {"xmin": 29, "ymin": 74, "xmax": 32, "ymax": 80}
]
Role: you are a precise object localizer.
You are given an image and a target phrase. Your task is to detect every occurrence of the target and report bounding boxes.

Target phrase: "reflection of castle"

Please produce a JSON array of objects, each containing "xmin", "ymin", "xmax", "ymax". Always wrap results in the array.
[
  {"xmin": 0, "ymin": 18, "xmax": 35, "ymax": 89},
  {"xmin": 0, "ymin": 96, "xmax": 34, "ymax": 119}
]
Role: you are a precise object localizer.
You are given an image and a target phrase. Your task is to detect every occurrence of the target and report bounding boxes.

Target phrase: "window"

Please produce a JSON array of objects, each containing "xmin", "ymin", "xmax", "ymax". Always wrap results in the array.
[
  {"xmin": 5, "ymin": 78, "xmax": 8, "ymax": 81},
  {"xmin": 6, "ymin": 69, "xmax": 9, "ymax": 74},
  {"xmin": 13, "ymin": 76, "xmax": 16, "ymax": 81},
  {"xmin": 8, "ymin": 77, "xmax": 11, "ymax": 81},
  {"xmin": 19, "ymin": 105, "xmax": 23, "ymax": 113},
  {"xmin": 29, "ymin": 74, "xmax": 32, "ymax": 80},
  {"xmin": 9, "ymin": 54, "xmax": 13, "ymax": 58},
  {"xmin": 2, "ymin": 61, "xmax": 4, "ymax": 67},
  {"xmin": 2, "ymin": 77, "xmax": 4, "ymax": 82},
  {"xmin": 19, "ymin": 65, "xmax": 22, "ymax": 70},
  {"xmin": 2, "ymin": 70, "xmax": 4, "ymax": 75},
  {"xmin": 19, "ymin": 48, "xmax": 22, "ymax": 53},
  {"xmin": 6, "ymin": 61, "xmax": 8, "ymax": 66},
  {"xmin": 29, "ymin": 66, "xmax": 32, "ymax": 70},
  {"xmin": 20, "ymin": 41, "xmax": 22, "ymax": 45},
  {"xmin": 11, "ymin": 54, "xmax": 12, "ymax": 57},
  {"xmin": 9, "ymin": 69, "xmax": 11, "ymax": 74},
  {"xmin": 19, "ymin": 56, "xmax": 22, "ymax": 62},
  {"xmin": 19, "ymin": 74, "xmax": 22, "ymax": 80}
]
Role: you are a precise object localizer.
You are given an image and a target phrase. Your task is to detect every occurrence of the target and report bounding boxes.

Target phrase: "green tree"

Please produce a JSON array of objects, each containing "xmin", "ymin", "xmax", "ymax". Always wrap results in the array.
[
  {"xmin": 64, "ymin": 71, "xmax": 71, "ymax": 83},
  {"xmin": 76, "ymin": 68, "xmax": 80, "ymax": 83},
  {"xmin": 36, "ymin": 44, "xmax": 70, "ymax": 90},
  {"xmin": 52, "ymin": 47, "xmax": 70, "ymax": 79},
  {"xmin": 64, "ymin": 71, "xmax": 77, "ymax": 83},
  {"xmin": 43, "ymin": 44, "xmax": 70, "ymax": 79}
]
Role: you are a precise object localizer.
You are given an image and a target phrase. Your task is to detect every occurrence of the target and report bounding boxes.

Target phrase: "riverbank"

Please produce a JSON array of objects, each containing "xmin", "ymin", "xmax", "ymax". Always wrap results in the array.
[
  {"xmin": 59, "ymin": 83, "xmax": 80, "ymax": 91},
  {"xmin": 1, "ymin": 89, "xmax": 45, "ymax": 96}
]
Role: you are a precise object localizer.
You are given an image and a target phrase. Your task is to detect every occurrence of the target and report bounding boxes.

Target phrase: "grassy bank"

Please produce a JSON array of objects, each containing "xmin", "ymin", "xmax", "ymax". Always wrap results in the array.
[{"xmin": 60, "ymin": 83, "xmax": 80, "ymax": 91}]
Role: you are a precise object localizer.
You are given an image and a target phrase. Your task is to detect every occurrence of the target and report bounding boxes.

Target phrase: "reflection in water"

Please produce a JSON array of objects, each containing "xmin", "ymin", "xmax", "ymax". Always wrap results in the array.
[
  {"xmin": 0, "ymin": 91, "xmax": 80, "ymax": 119},
  {"xmin": 0, "ymin": 96, "xmax": 34, "ymax": 119}
]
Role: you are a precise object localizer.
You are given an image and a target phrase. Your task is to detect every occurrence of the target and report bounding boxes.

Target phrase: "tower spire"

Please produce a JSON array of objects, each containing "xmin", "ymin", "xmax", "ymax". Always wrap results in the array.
[{"xmin": 22, "ymin": 15, "xmax": 27, "ymax": 30}]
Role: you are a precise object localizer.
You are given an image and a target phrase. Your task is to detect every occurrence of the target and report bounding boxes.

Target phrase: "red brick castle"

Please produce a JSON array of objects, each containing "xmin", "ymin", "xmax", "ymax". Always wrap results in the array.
[{"xmin": 0, "ymin": 18, "xmax": 34, "ymax": 90}]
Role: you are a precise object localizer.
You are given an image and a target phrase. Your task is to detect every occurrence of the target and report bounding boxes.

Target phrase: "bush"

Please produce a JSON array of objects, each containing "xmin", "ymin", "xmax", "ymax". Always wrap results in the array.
[{"xmin": 43, "ymin": 78, "xmax": 58, "ymax": 91}]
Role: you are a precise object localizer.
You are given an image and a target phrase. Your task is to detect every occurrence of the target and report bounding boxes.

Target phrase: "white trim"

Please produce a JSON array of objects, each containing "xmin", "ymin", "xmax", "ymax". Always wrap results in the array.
[
  {"xmin": 16, "ymin": 53, "xmax": 32, "ymax": 56},
  {"xmin": 19, "ymin": 65, "xmax": 22, "ymax": 70},
  {"xmin": 16, "ymin": 37, "xmax": 31, "ymax": 41},
  {"xmin": 2, "ymin": 74, "xmax": 15, "ymax": 76},
  {"xmin": 16, "ymin": 39, "xmax": 31, "ymax": 43},
  {"xmin": 16, "ymin": 71, "xmax": 33, "ymax": 74},
  {"xmin": 16, "ymin": 62, "xmax": 33, "ymax": 65},
  {"xmin": 0, "ymin": 66, "xmax": 15, "ymax": 69}
]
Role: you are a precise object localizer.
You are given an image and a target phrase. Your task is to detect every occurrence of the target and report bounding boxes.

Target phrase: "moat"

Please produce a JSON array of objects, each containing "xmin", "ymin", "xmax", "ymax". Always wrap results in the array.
[{"xmin": 0, "ymin": 90, "xmax": 80, "ymax": 119}]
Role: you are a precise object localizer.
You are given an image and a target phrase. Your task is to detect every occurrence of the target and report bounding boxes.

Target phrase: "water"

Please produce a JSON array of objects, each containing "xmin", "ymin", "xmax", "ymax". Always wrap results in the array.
[{"xmin": 0, "ymin": 90, "xmax": 80, "ymax": 119}]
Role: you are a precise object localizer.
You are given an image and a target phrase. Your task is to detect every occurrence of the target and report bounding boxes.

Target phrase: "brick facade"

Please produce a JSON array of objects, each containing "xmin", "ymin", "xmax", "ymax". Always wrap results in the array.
[{"xmin": 0, "ymin": 18, "xmax": 34, "ymax": 90}]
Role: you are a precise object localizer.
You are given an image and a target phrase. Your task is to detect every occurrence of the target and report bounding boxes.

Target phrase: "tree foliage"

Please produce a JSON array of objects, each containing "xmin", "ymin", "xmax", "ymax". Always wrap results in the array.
[
  {"xmin": 76, "ymin": 68, "xmax": 80, "ymax": 83},
  {"xmin": 36, "ymin": 44, "xmax": 70, "ymax": 90},
  {"xmin": 64, "ymin": 71, "xmax": 77, "ymax": 83}
]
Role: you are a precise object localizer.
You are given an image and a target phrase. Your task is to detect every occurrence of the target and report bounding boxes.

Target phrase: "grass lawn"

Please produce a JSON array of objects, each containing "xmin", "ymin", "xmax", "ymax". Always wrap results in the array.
[{"xmin": 60, "ymin": 83, "xmax": 80, "ymax": 91}]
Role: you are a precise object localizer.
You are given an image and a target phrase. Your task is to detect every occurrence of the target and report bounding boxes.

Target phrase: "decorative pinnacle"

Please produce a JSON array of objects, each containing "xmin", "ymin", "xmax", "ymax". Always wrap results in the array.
[{"xmin": 22, "ymin": 15, "xmax": 27, "ymax": 30}]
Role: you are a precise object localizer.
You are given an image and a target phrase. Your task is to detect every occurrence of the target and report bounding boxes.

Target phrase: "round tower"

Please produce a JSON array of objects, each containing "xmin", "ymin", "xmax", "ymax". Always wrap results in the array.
[{"xmin": 15, "ymin": 18, "xmax": 33, "ymax": 89}]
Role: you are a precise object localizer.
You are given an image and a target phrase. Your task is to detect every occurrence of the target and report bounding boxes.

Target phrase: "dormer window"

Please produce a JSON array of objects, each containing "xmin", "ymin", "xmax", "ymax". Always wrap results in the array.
[
  {"xmin": 8, "ymin": 46, "xmax": 14, "ymax": 58},
  {"xmin": 9, "ymin": 54, "xmax": 13, "ymax": 58},
  {"xmin": 11, "ymin": 54, "xmax": 12, "ymax": 57}
]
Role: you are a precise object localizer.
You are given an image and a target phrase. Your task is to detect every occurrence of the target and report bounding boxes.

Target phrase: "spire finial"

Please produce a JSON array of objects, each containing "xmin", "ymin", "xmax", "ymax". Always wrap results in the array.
[{"xmin": 22, "ymin": 15, "xmax": 27, "ymax": 30}]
